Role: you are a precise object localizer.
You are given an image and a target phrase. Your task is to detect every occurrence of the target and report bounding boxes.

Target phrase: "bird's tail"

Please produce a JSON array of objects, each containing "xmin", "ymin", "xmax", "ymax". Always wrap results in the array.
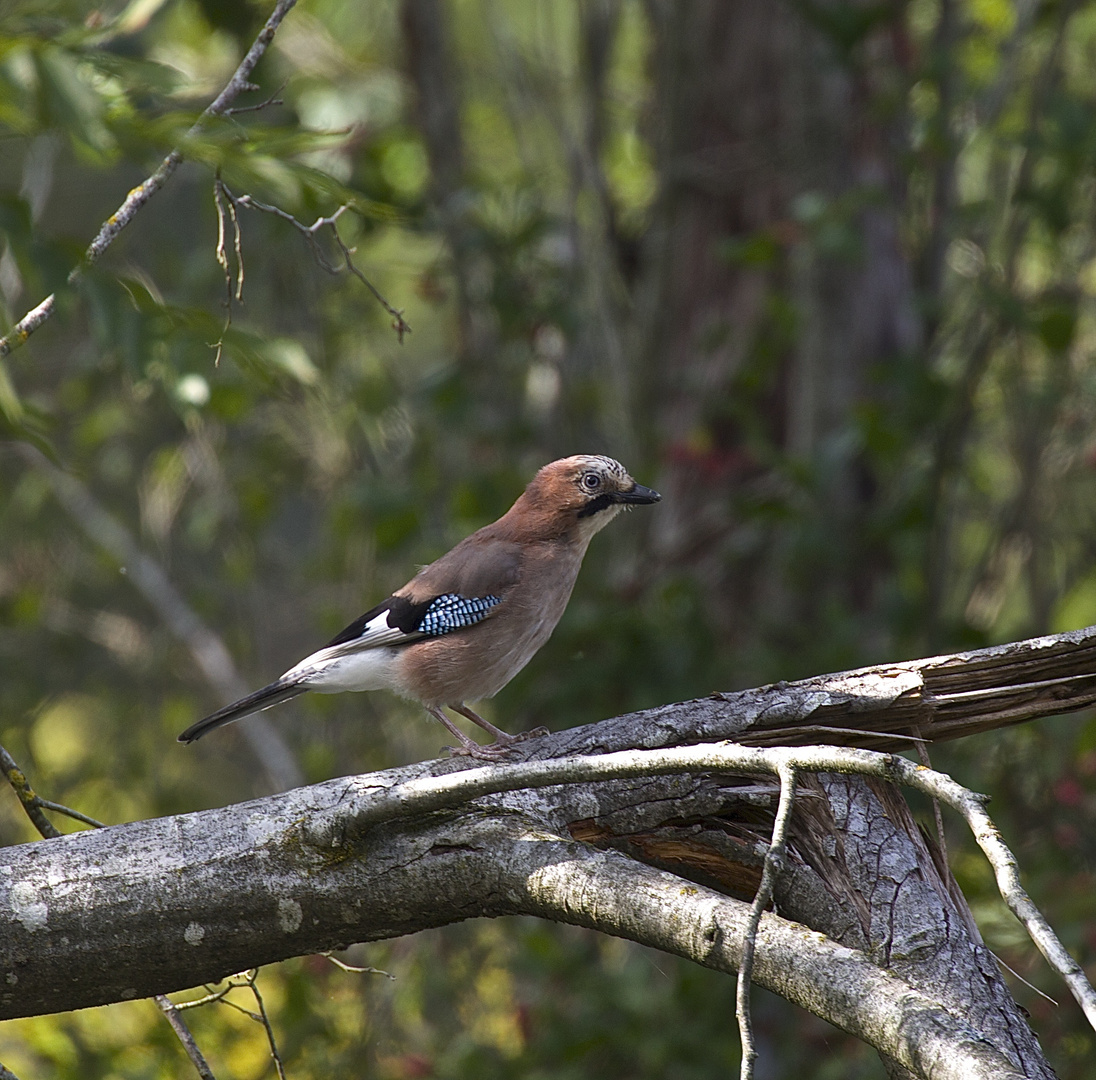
[{"xmin": 178, "ymin": 679, "xmax": 308, "ymax": 743}]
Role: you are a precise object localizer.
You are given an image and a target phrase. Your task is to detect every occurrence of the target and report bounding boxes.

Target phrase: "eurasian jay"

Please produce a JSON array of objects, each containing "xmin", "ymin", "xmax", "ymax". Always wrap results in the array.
[{"xmin": 178, "ymin": 455, "xmax": 660, "ymax": 758}]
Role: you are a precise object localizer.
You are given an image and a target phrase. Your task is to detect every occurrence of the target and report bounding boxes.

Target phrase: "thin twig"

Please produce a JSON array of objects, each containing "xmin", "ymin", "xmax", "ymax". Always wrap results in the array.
[
  {"xmin": 225, "ymin": 188, "xmax": 411, "ymax": 341},
  {"xmin": 170, "ymin": 984, "xmax": 236, "ymax": 1011},
  {"xmin": 212, "ymin": 177, "xmax": 245, "ymax": 365},
  {"xmin": 915, "ymin": 732, "xmax": 949, "ymax": 865},
  {"xmin": 225, "ymin": 99, "xmax": 284, "ymax": 116},
  {"xmin": 0, "ymin": 0, "xmax": 299, "ymax": 357},
  {"xmin": 224, "ymin": 82, "xmax": 287, "ymax": 117},
  {"xmin": 243, "ymin": 970, "xmax": 288, "ymax": 1080},
  {"xmin": 993, "ymin": 953, "xmax": 1058, "ymax": 1007},
  {"xmin": 155, "ymin": 996, "xmax": 218, "ymax": 1080},
  {"xmin": 34, "ymin": 798, "xmax": 105, "ymax": 829},
  {"xmin": 736, "ymin": 763, "xmax": 797, "ymax": 1080},
  {"xmin": 214, "ymin": 996, "xmax": 264, "ymax": 1022},
  {"xmin": 742, "ymin": 724, "xmax": 927, "ymax": 746},
  {"xmin": 322, "ymin": 952, "xmax": 394, "ymax": 978},
  {"xmin": 214, "ymin": 178, "xmax": 245, "ymax": 303},
  {"xmin": 330, "ymin": 227, "xmax": 411, "ymax": 342},
  {"xmin": 0, "ymin": 745, "xmax": 218, "ymax": 1079},
  {"xmin": 234, "ymin": 193, "xmax": 341, "ymax": 268}
]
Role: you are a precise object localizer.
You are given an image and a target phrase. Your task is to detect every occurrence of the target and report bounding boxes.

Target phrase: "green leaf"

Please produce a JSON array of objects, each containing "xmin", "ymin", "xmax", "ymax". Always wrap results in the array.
[
  {"xmin": 35, "ymin": 44, "xmax": 117, "ymax": 160},
  {"xmin": 0, "ymin": 358, "xmax": 23, "ymax": 423}
]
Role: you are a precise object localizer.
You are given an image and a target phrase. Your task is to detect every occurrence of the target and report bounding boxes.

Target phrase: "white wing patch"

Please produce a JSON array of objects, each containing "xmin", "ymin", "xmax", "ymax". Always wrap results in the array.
[
  {"xmin": 282, "ymin": 608, "xmax": 414, "ymax": 686},
  {"xmin": 325, "ymin": 608, "xmax": 414, "ymax": 656}
]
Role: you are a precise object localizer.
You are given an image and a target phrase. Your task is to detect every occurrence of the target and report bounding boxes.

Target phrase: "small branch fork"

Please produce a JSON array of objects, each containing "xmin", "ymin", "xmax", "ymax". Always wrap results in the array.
[
  {"xmin": 173, "ymin": 972, "xmax": 287, "ymax": 1080},
  {"xmin": 0, "ymin": 745, "xmax": 104, "ymax": 838},
  {"xmin": 325, "ymin": 740, "xmax": 1096, "ymax": 1039},
  {"xmin": 212, "ymin": 179, "xmax": 411, "ymax": 349},
  {"xmin": 0, "ymin": 0, "xmax": 300, "ymax": 357}
]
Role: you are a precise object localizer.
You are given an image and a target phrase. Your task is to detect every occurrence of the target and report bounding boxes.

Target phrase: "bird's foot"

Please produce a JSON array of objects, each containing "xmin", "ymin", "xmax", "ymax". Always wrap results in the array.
[
  {"xmin": 430, "ymin": 705, "xmax": 548, "ymax": 760},
  {"xmin": 445, "ymin": 739, "xmax": 518, "ymax": 761},
  {"xmin": 450, "ymin": 706, "xmax": 548, "ymax": 746},
  {"xmin": 445, "ymin": 725, "xmax": 550, "ymax": 760}
]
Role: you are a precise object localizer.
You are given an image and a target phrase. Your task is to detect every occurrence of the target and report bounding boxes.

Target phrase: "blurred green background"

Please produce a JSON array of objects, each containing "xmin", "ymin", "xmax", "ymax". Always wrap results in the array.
[{"xmin": 3, "ymin": 0, "xmax": 1096, "ymax": 1075}]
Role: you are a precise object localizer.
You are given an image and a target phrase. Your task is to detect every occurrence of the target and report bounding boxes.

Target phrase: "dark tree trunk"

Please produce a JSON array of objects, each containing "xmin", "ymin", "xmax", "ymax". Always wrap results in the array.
[
  {"xmin": 638, "ymin": 0, "xmax": 921, "ymax": 655},
  {"xmin": 401, "ymin": 0, "xmax": 487, "ymax": 363}
]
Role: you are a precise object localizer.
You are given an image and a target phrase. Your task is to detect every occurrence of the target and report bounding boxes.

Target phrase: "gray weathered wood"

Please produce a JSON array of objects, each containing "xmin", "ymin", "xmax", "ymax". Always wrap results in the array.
[{"xmin": 6, "ymin": 624, "xmax": 1091, "ymax": 1075}]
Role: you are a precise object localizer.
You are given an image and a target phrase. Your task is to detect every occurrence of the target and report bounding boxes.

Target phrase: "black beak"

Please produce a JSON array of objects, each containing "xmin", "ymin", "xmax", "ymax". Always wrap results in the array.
[{"xmin": 617, "ymin": 483, "xmax": 661, "ymax": 505}]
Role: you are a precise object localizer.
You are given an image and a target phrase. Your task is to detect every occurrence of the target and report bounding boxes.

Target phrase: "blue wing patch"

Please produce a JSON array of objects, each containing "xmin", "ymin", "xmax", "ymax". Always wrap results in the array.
[{"xmin": 417, "ymin": 593, "xmax": 501, "ymax": 636}]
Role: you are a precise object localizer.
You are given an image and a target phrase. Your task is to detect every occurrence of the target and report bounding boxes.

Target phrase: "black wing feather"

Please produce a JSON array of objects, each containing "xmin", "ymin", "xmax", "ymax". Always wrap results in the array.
[{"xmin": 324, "ymin": 595, "xmax": 432, "ymax": 649}]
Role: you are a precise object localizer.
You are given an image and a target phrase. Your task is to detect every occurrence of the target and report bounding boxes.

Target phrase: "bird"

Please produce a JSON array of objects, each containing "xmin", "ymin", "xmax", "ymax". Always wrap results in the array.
[{"xmin": 178, "ymin": 455, "xmax": 660, "ymax": 758}]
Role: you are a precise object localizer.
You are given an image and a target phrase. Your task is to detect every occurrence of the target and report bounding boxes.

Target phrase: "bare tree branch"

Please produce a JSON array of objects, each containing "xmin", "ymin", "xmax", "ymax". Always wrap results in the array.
[
  {"xmin": 4, "ymin": 621, "xmax": 1093, "ymax": 1072},
  {"xmin": 0, "ymin": 744, "xmax": 219, "ymax": 1080},
  {"xmin": 0, "ymin": 0, "xmax": 299, "ymax": 358},
  {"xmin": 542, "ymin": 623, "xmax": 1096, "ymax": 754},
  {"xmin": 13, "ymin": 444, "xmax": 303, "ymax": 791},
  {"xmin": 243, "ymin": 971, "xmax": 287, "ymax": 1080},
  {"xmin": 516, "ymin": 841, "xmax": 1029, "ymax": 1080},
  {"xmin": 321, "ymin": 953, "xmax": 393, "ymax": 977},
  {"xmin": 296, "ymin": 739, "xmax": 1096, "ymax": 1030},
  {"xmin": 0, "ymin": 792, "xmax": 1028, "ymax": 1079},
  {"xmin": 155, "ymin": 996, "xmax": 218, "ymax": 1080}
]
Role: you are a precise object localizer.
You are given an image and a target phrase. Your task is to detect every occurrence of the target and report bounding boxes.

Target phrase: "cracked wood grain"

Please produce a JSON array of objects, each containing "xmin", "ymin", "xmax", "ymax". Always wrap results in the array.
[{"xmin": 532, "ymin": 623, "xmax": 1096, "ymax": 756}]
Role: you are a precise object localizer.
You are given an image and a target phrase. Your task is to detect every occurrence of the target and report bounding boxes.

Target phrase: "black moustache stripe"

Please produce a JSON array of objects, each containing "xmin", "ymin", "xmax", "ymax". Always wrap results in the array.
[{"xmin": 577, "ymin": 492, "xmax": 616, "ymax": 519}]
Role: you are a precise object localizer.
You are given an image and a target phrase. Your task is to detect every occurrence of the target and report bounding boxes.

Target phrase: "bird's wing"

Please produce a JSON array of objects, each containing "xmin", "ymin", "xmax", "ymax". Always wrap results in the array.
[
  {"xmin": 296, "ymin": 538, "xmax": 526, "ymax": 668},
  {"xmin": 400, "ymin": 534, "xmax": 524, "ymax": 602},
  {"xmin": 318, "ymin": 590, "xmax": 505, "ymax": 660}
]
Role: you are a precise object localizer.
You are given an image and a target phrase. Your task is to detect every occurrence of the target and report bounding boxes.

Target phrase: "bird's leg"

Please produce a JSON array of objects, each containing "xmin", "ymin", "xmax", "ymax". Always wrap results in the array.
[
  {"xmin": 452, "ymin": 705, "xmax": 549, "ymax": 747},
  {"xmin": 451, "ymin": 704, "xmax": 515, "ymax": 744},
  {"xmin": 425, "ymin": 705, "xmax": 514, "ymax": 761}
]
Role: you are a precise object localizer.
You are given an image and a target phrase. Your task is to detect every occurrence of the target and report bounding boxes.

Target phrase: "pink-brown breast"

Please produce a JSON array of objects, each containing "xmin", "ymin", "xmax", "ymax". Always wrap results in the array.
[{"xmin": 392, "ymin": 538, "xmax": 585, "ymax": 707}]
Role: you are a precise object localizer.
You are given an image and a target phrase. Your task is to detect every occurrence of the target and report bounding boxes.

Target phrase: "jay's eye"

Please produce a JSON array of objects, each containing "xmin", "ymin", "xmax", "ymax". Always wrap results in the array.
[{"xmin": 581, "ymin": 472, "xmax": 601, "ymax": 491}]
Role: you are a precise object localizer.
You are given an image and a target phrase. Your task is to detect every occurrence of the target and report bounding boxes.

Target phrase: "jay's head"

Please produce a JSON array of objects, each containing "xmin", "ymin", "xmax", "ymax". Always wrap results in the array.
[{"xmin": 515, "ymin": 455, "xmax": 661, "ymax": 542}]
